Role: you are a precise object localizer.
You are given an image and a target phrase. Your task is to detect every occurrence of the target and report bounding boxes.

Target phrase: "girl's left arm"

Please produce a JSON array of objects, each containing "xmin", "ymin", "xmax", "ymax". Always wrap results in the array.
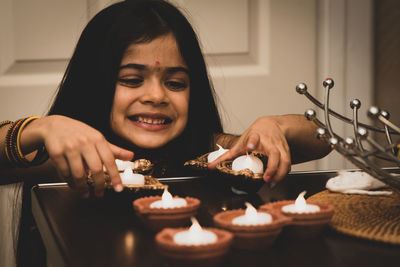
[{"xmin": 208, "ymin": 115, "xmax": 331, "ymax": 184}]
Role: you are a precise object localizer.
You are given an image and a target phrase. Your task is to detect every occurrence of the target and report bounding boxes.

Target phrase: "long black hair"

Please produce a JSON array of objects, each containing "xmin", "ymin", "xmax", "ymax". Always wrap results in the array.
[{"xmin": 48, "ymin": 0, "xmax": 223, "ymax": 169}]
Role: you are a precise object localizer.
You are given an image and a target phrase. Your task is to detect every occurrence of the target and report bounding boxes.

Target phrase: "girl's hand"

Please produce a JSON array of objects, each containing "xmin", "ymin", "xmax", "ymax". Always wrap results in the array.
[
  {"xmin": 208, "ymin": 116, "xmax": 291, "ymax": 184},
  {"xmin": 22, "ymin": 115, "xmax": 134, "ymax": 196}
]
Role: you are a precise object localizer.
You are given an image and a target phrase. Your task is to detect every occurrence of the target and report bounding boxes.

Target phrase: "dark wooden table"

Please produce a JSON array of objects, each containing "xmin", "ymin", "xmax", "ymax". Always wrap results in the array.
[{"xmin": 31, "ymin": 170, "xmax": 400, "ymax": 267}]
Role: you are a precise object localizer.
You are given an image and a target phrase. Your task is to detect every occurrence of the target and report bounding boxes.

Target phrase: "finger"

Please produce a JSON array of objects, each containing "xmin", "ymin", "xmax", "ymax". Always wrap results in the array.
[
  {"xmin": 97, "ymin": 142, "xmax": 123, "ymax": 192},
  {"xmin": 270, "ymin": 149, "xmax": 291, "ymax": 184},
  {"xmin": 56, "ymin": 168, "xmax": 76, "ymax": 189},
  {"xmin": 245, "ymin": 132, "xmax": 260, "ymax": 152},
  {"xmin": 109, "ymin": 143, "xmax": 134, "ymax": 161},
  {"xmin": 81, "ymin": 146, "xmax": 106, "ymax": 197},
  {"xmin": 65, "ymin": 151, "xmax": 87, "ymax": 190},
  {"xmin": 51, "ymin": 153, "xmax": 71, "ymax": 178},
  {"xmin": 91, "ymin": 171, "xmax": 106, "ymax": 197},
  {"xmin": 263, "ymin": 148, "xmax": 280, "ymax": 182},
  {"xmin": 269, "ymin": 160, "xmax": 289, "ymax": 184}
]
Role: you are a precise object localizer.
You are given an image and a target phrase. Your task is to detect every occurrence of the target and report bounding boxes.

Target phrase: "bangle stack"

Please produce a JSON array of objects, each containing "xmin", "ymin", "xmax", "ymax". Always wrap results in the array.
[
  {"xmin": 3, "ymin": 116, "xmax": 49, "ymax": 168},
  {"xmin": 0, "ymin": 120, "xmax": 13, "ymax": 128}
]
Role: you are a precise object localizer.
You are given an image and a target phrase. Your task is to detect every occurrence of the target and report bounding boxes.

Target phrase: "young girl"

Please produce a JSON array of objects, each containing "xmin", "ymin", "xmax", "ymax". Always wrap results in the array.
[{"xmin": 0, "ymin": 0, "xmax": 330, "ymax": 198}]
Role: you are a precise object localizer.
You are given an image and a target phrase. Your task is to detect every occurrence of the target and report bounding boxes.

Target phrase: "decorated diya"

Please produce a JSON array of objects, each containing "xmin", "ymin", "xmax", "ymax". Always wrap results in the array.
[
  {"xmin": 216, "ymin": 153, "xmax": 266, "ymax": 178},
  {"xmin": 101, "ymin": 159, "xmax": 162, "ymax": 192},
  {"xmin": 133, "ymin": 188, "xmax": 201, "ymax": 231},
  {"xmin": 184, "ymin": 152, "xmax": 210, "ymax": 170},
  {"xmin": 104, "ymin": 167, "xmax": 165, "ymax": 192},
  {"xmin": 155, "ymin": 217, "xmax": 233, "ymax": 267},
  {"xmin": 216, "ymin": 153, "xmax": 267, "ymax": 193},
  {"xmin": 260, "ymin": 191, "xmax": 334, "ymax": 238},
  {"xmin": 115, "ymin": 158, "xmax": 153, "ymax": 174},
  {"xmin": 184, "ymin": 144, "xmax": 229, "ymax": 170},
  {"xmin": 213, "ymin": 202, "xmax": 291, "ymax": 250}
]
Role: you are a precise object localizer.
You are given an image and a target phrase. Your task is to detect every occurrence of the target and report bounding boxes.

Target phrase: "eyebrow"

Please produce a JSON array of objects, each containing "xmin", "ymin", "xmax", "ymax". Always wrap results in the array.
[{"xmin": 119, "ymin": 63, "xmax": 189, "ymax": 75}]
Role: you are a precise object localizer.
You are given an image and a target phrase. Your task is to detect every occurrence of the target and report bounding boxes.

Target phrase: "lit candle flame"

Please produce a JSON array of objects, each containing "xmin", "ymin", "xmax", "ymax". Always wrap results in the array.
[
  {"xmin": 244, "ymin": 202, "xmax": 257, "ymax": 221},
  {"xmin": 115, "ymin": 159, "xmax": 134, "ymax": 171},
  {"xmin": 123, "ymin": 167, "xmax": 133, "ymax": 177},
  {"xmin": 161, "ymin": 187, "xmax": 173, "ymax": 205},
  {"xmin": 294, "ymin": 191, "xmax": 307, "ymax": 212},
  {"xmin": 173, "ymin": 217, "xmax": 217, "ymax": 245},
  {"xmin": 207, "ymin": 144, "xmax": 228, "ymax": 163},
  {"xmin": 189, "ymin": 217, "xmax": 202, "ymax": 234},
  {"xmin": 282, "ymin": 191, "xmax": 320, "ymax": 213},
  {"xmin": 232, "ymin": 202, "xmax": 272, "ymax": 225},
  {"xmin": 120, "ymin": 167, "xmax": 144, "ymax": 185},
  {"xmin": 150, "ymin": 187, "xmax": 187, "ymax": 208}
]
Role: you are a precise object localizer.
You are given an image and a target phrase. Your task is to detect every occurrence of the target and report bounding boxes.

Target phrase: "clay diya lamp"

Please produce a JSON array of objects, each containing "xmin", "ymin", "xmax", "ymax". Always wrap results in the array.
[
  {"xmin": 213, "ymin": 202, "xmax": 291, "ymax": 250},
  {"xmin": 155, "ymin": 217, "xmax": 233, "ymax": 267},
  {"xmin": 260, "ymin": 191, "xmax": 334, "ymax": 238},
  {"xmin": 133, "ymin": 188, "xmax": 200, "ymax": 231}
]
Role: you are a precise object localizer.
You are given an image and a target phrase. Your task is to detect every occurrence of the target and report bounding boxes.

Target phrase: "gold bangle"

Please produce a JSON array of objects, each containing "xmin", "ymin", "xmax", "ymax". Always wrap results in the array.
[
  {"xmin": 5, "ymin": 116, "xmax": 44, "ymax": 168},
  {"xmin": 5, "ymin": 119, "xmax": 24, "ymax": 166},
  {"xmin": 16, "ymin": 116, "xmax": 41, "ymax": 160},
  {"xmin": 0, "ymin": 120, "xmax": 14, "ymax": 162},
  {"xmin": 0, "ymin": 120, "xmax": 13, "ymax": 129}
]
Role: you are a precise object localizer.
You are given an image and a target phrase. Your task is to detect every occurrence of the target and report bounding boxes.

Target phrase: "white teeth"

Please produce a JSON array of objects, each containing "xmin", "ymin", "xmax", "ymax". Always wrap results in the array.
[{"xmin": 135, "ymin": 116, "xmax": 166, "ymax": 125}]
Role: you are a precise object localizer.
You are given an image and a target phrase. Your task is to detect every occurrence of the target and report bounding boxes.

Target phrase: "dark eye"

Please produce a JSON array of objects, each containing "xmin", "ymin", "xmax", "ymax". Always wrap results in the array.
[
  {"xmin": 117, "ymin": 78, "xmax": 143, "ymax": 88},
  {"xmin": 165, "ymin": 81, "xmax": 187, "ymax": 91}
]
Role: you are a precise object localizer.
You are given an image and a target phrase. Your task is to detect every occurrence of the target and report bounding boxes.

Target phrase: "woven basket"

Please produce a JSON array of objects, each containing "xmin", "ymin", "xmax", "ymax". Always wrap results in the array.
[{"xmin": 308, "ymin": 190, "xmax": 400, "ymax": 245}]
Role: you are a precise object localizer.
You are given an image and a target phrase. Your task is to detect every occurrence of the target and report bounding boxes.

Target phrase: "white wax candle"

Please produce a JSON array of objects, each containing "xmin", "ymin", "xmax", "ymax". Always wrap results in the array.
[
  {"xmin": 150, "ymin": 188, "xmax": 187, "ymax": 209},
  {"xmin": 115, "ymin": 159, "xmax": 135, "ymax": 171},
  {"xmin": 232, "ymin": 154, "xmax": 264, "ymax": 174},
  {"xmin": 232, "ymin": 202, "xmax": 272, "ymax": 226},
  {"xmin": 120, "ymin": 168, "xmax": 145, "ymax": 185},
  {"xmin": 207, "ymin": 144, "xmax": 229, "ymax": 163},
  {"xmin": 173, "ymin": 217, "xmax": 217, "ymax": 245},
  {"xmin": 281, "ymin": 191, "xmax": 320, "ymax": 213}
]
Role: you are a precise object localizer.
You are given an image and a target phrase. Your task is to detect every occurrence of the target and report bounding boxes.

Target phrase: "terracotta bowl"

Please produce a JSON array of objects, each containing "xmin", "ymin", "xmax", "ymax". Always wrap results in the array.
[
  {"xmin": 133, "ymin": 196, "xmax": 200, "ymax": 232},
  {"xmin": 213, "ymin": 209, "xmax": 291, "ymax": 250},
  {"xmin": 260, "ymin": 200, "xmax": 334, "ymax": 238},
  {"xmin": 155, "ymin": 227, "xmax": 233, "ymax": 267}
]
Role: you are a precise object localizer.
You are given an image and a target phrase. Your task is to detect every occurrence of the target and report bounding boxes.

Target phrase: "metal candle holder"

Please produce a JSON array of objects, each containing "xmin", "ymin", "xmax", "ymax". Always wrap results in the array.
[{"xmin": 296, "ymin": 78, "xmax": 400, "ymax": 192}]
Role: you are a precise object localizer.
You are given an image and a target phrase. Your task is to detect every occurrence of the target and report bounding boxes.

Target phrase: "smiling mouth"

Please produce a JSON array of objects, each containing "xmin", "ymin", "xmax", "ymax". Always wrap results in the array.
[{"xmin": 129, "ymin": 115, "xmax": 172, "ymax": 125}]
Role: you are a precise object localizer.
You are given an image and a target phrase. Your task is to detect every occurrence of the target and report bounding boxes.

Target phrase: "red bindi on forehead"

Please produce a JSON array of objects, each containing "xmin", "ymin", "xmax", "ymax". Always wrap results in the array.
[{"xmin": 154, "ymin": 61, "xmax": 161, "ymax": 71}]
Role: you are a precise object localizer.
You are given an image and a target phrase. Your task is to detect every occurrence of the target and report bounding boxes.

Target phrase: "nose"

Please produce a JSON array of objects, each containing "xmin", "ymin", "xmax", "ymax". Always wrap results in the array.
[{"xmin": 140, "ymin": 79, "xmax": 168, "ymax": 105}]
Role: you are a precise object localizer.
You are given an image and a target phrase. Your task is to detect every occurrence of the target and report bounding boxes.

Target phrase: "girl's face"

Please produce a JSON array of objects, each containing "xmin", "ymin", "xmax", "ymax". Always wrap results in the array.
[{"xmin": 111, "ymin": 33, "xmax": 190, "ymax": 149}]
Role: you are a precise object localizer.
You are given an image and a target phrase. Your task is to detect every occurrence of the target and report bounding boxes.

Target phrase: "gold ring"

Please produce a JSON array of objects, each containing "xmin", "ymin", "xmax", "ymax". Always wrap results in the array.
[{"xmin": 87, "ymin": 170, "xmax": 94, "ymax": 186}]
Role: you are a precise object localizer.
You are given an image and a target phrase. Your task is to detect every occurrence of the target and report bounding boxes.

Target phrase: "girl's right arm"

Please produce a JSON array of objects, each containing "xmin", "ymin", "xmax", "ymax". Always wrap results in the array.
[{"xmin": 0, "ymin": 115, "xmax": 134, "ymax": 196}]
